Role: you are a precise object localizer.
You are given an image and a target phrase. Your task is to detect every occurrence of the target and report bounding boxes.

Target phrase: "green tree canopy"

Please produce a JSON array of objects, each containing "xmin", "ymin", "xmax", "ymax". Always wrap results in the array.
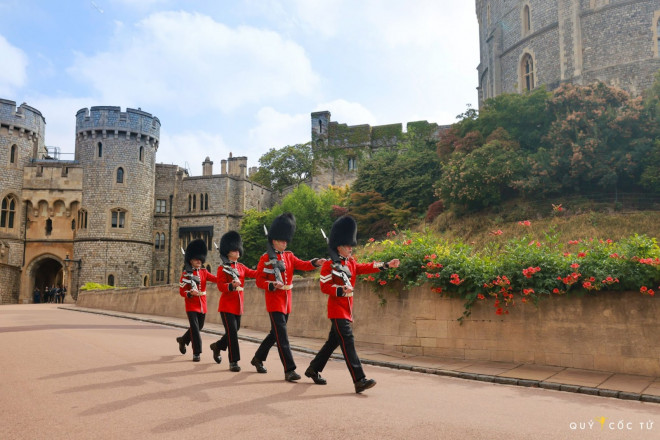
[
  {"xmin": 250, "ymin": 143, "xmax": 313, "ymax": 192},
  {"xmin": 352, "ymin": 136, "xmax": 441, "ymax": 217},
  {"xmin": 239, "ymin": 184, "xmax": 343, "ymax": 268}
]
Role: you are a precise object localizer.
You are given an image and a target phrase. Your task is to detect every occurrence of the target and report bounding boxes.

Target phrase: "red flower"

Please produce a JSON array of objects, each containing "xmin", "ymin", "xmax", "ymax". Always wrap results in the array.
[
  {"xmin": 368, "ymin": 237, "xmax": 375, "ymax": 242},
  {"xmin": 640, "ymin": 286, "xmax": 648, "ymax": 293},
  {"xmin": 379, "ymin": 280, "xmax": 387, "ymax": 286},
  {"xmin": 577, "ymin": 252, "xmax": 587, "ymax": 258},
  {"xmin": 518, "ymin": 220, "xmax": 531, "ymax": 226},
  {"xmin": 552, "ymin": 288, "xmax": 560, "ymax": 294},
  {"xmin": 570, "ymin": 263, "xmax": 580, "ymax": 269},
  {"xmin": 477, "ymin": 294, "xmax": 485, "ymax": 300}
]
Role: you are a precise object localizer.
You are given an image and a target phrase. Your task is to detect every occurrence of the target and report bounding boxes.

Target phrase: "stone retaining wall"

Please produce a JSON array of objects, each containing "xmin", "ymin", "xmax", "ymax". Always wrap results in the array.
[{"xmin": 76, "ymin": 278, "xmax": 660, "ymax": 376}]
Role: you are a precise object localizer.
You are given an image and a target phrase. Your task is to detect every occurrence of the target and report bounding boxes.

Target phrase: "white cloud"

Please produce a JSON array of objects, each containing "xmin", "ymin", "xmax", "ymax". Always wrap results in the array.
[
  {"xmin": 248, "ymin": 107, "xmax": 310, "ymax": 152},
  {"xmin": 157, "ymin": 130, "xmax": 229, "ymax": 176},
  {"xmin": 67, "ymin": 11, "xmax": 319, "ymax": 113},
  {"xmin": 0, "ymin": 35, "xmax": 28, "ymax": 95},
  {"xmin": 313, "ymin": 99, "xmax": 377, "ymax": 126},
  {"xmin": 23, "ymin": 95, "xmax": 92, "ymax": 156}
]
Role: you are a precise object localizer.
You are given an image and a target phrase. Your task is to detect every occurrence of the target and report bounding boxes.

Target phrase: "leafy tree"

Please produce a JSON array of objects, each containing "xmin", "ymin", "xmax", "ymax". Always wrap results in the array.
[
  {"xmin": 250, "ymin": 143, "xmax": 313, "ymax": 192},
  {"xmin": 239, "ymin": 184, "xmax": 342, "ymax": 267},
  {"xmin": 352, "ymin": 137, "xmax": 441, "ymax": 217},
  {"xmin": 348, "ymin": 191, "xmax": 412, "ymax": 239},
  {"xmin": 437, "ymin": 134, "xmax": 524, "ymax": 211}
]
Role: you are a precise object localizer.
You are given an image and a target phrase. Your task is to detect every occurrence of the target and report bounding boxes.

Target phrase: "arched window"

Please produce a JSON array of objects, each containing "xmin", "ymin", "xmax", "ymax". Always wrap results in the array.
[
  {"xmin": 347, "ymin": 157, "xmax": 357, "ymax": 171},
  {"xmin": 116, "ymin": 167, "xmax": 124, "ymax": 184},
  {"xmin": 1, "ymin": 195, "xmax": 17, "ymax": 229},
  {"xmin": 77, "ymin": 208, "xmax": 88, "ymax": 229},
  {"xmin": 522, "ymin": 4, "xmax": 531, "ymax": 35},
  {"xmin": 108, "ymin": 274, "xmax": 115, "ymax": 286},
  {"xmin": 97, "ymin": 142, "xmax": 103, "ymax": 158},
  {"xmin": 521, "ymin": 53, "xmax": 535, "ymax": 91},
  {"xmin": 10, "ymin": 145, "xmax": 17, "ymax": 164},
  {"xmin": 154, "ymin": 233, "xmax": 161, "ymax": 249},
  {"xmin": 139, "ymin": 146, "xmax": 144, "ymax": 162},
  {"xmin": 45, "ymin": 218, "xmax": 53, "ymax": 236},
  {"xmin": 192, "ymin": 194, "xmax": 196, "ymax": 211},
  {"xmin": 111, "ymin": 208, "xmax": 126, "ymax": 228},
  {"xmin": 143, "ymin": 275, "xmax": 149, "ymax": 287},
  {"xmin": 188, "ymin": 194, "xmax": 192, "ymax": 212}
]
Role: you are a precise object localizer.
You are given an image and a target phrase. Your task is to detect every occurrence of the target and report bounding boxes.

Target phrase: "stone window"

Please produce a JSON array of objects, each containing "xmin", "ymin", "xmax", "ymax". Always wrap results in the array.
[
  {"xmin": 522, "ymin": 4, "xmax": 531, "ymax": 36},
  {"xmin": 10, "ymin": 144, "xmax": 17, "ymax": 164},
  {"xmin": 154, "ymin": 232, "xmax": 166, "ymax": 250},
  {"xmin": 347, "ymin": 157, "xmax": 357, "ymax": 171},
  {"xmin": 521, "ymin": 53, "xmax": 535, "ymax": 91},
  {"xmin": 77, "ymin": 208, "xmax": 88, "ymax": 230},
  {"xmin": 156, "ymin": 199, "xmax": 166, "ymax": 213},
  {"xmin": 143, "ymin": 275, "xmax": 149, "ymax": 287},
  {"xmin": 45, "ymin": 218, "xmax": 53, "ymax": 236},
  {"xmin": 111, "ymin": 208, "xmax": 126, "ymax": 229},
  {"xmin": 97, "ymin": 142, "xmax": 103, "ymax": 158},
  {"xmin": 1, "ymin": 195, "xmax": 17, "ymax": 230},
  {"xmin": 155, "ymin": 269, "xmax": 165, "ymax": 282},
  {"xmin": 139, "ymin": 146, "xmax": 144, "ymax": 162},
  {"xmin": 108, "ymin": 274, "xmax": 115, "ymax": 286},
  {"xmin": 116, "ymin": 167, "xmax": 124, "ymax": 184},
  {"xmin": 199, "ymin": 193, "xmax": 208, "ymax": 211}
]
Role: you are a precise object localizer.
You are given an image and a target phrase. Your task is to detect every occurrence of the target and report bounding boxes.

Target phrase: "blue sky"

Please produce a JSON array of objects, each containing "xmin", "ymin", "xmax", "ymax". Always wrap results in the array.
[{"xmin": 0, "ymin": 0, "xmax": 479, "ymax": 175}]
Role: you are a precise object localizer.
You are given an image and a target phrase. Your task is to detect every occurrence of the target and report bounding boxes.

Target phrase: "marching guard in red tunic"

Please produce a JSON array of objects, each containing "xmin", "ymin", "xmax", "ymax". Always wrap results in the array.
[
  {"xmin": 210, "ymin": 231, "xmax": 257, "ymax": 372},
  {"xmin": 305, "ymin": 215, "xmax": 400, "ymax": 393},
  {"xmin": 177, "ymin": 239, "xmax": 218, "ymax": 362},
  {"xmin": 250, "ymin": 213, "xmax": 327, "ymax": 381}
]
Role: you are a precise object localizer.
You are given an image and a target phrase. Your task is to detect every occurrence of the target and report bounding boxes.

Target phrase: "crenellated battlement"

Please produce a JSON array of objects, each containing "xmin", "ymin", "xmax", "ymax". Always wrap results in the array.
[
  {"xmin": 0, "ymin": 98, "xmax": 46, "ymax": 140},
  {"xmin": 75, "ymin": 105, "xmax": 160, "ymax": 142}
]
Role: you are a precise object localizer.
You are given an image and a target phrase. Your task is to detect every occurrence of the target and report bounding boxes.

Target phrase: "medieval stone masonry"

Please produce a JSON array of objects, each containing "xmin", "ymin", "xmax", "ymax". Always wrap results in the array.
[
  {"xmin": 0, "ymin": 99, "xmax": 274, "ymax": 304},
  {"xmin": 476, "ymin": 0, "xmax": 660, "ymax": 106}
]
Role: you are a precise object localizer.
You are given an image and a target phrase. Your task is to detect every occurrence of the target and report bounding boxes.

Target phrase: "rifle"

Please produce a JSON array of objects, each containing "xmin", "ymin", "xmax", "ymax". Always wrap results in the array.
[
  {"xmin": 215, "ymin": 242, "xmax": 241, "ymax": 285},
  {"xmin": 181, "ymin": 246, "xmax": 200, "ymax": 295},
  {"xmin": 263, "ymin": 225, "xmax": 285, "ymax": 285},
  {"xmin": 321, "ymin": 228, "xmax": 353, "ymax": 291}
]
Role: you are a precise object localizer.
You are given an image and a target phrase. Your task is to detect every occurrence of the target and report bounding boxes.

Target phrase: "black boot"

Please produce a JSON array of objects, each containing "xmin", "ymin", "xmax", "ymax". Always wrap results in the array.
[
  {"xmin": 284, "ymin": 370, "xmax": 301, "ymax": 382},
  {"xmin": 354, "ymin": 378, "xmax": 376, "ymax": 393},
  {"xmin": 229, "ymin": 362, "xmax": 241, "ymax": 372},
  {"xmin": 176, "ymin": 337, "xmax": 186, "ymax": 355},
  {"xmin": 251, "ymin": 357, "xmax": 267, "ymax": 373},
  {"xmin": 305, "ymin": 367, "xmax": 327, "ymax": 385},
  {"xmin": 210, "ymin": 342, "xmax": 222, "ymax": 364}
]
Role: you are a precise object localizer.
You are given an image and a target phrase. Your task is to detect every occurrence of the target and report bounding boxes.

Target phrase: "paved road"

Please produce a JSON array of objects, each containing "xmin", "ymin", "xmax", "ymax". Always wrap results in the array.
[{"xmin": 1, "ymin": 304, "xmax": 659, "ymax": 440}]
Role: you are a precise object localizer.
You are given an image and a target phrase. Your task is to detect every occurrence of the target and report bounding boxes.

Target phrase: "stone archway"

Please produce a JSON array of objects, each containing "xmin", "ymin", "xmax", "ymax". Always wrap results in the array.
[{"xmin": 28, "ymin": 256, "xmax": 64, "ymax": 303}]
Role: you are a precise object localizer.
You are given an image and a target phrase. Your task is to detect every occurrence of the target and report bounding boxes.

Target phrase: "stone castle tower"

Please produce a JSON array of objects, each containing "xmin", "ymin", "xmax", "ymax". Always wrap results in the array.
[
  {"xmin": 0, "ymin": 99, "xmax": 274, "ymax": 304},
  {"xmin": 476, "ymin": 0, "xmax": 660, "ymax": 106},
  {"xmin": 74, "ymin": 106, "xmax": 160, "ymax": 288}
]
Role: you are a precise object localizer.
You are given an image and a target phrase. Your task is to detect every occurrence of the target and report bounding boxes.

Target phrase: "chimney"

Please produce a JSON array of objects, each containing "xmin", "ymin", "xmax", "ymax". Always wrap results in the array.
[{"xmin": 202, "ymin": 157, "xmax": 213, "ymax": 176}]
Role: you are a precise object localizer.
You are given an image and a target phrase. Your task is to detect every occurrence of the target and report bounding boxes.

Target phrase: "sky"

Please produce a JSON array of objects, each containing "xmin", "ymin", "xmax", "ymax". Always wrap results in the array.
[{"xmin": 0, "ymin": 0, "xmax": 480, "ymax": 176}]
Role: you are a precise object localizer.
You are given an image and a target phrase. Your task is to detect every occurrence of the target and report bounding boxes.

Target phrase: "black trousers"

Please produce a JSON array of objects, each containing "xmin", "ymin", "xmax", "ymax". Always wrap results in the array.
[
  {"xmin": 181, "ymin": 311, "xmax": 206, "ymax": 355},
  {"xmin": 254, "ymin": 312, "xmax": 296, "ymax": 373},
  {"xmin": 215, "ymin": 312, "xmax": 241, "ymax": 362},
  {"xmin": 309, "ymin": 318, "xmax": 365, "ymax": 383}
]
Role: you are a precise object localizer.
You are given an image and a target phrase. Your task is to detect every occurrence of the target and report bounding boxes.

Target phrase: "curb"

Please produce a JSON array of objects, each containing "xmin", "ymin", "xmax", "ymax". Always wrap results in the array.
[{"xmin": 59, "ymin": 306, "xmax": 659, "ymax": 404}]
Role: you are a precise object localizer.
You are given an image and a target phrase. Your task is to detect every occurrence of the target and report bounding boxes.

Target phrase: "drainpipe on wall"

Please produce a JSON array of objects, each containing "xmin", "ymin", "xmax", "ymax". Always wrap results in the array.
[{"xmin": 22, "ymin": 201, "xmax": 28, "ymax": 267}]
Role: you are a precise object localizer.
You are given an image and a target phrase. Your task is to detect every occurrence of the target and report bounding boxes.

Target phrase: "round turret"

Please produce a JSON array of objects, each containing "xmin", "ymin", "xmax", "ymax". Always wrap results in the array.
[{"xmin": 74, "ymin": 106, "xmax": 160, "ymax": 287}]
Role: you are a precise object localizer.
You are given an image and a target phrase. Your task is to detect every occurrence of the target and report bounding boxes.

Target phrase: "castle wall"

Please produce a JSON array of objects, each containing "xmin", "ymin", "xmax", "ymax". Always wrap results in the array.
[
  {"xmin": 476, "ymin": 0, "xmax": 660, "ymax": 105},
  {"xmin": 0, "ymin": 263, "xmax": 20, "ymax": 304}
]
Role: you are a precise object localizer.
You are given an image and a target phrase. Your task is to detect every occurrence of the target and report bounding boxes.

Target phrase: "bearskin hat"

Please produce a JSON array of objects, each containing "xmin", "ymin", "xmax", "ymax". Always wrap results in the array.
[
  {"xmin": 220, "ymin": 230, "xmax": 243, "ymax": 257},
  {"xmin": 268, "ymin": 213, "xmax": 296, "ymax": 243},
  {"xmin": 329, "ymin": 215, "xmax": 358, "ymax": 250},
  {"xmin": 185, "ymin": 239, "xmax": 207, "ymax": 265}
]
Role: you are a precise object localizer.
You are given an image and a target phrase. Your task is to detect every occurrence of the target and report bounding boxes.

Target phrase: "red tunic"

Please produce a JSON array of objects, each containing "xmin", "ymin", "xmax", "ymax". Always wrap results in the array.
[
  {"xmin": 216, "ymin": 262, "xmax": 257, "ymax": 315},
  {"xmin": 179, "ymin": 268, "xmax": 218, "ymax": 314},
  {"xmin": 319, "ymin": 258, "xmax": 381, "ymax": 321},
  {"xmin": 256, "ymin": 251, "xmax": 317, "ymax": 314}
]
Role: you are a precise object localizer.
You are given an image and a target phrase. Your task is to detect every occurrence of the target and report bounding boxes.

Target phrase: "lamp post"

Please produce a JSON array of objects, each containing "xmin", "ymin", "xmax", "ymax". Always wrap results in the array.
[{"xmin": 63, "ymin": 254, "xmax": 82, "ymax": 300}]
